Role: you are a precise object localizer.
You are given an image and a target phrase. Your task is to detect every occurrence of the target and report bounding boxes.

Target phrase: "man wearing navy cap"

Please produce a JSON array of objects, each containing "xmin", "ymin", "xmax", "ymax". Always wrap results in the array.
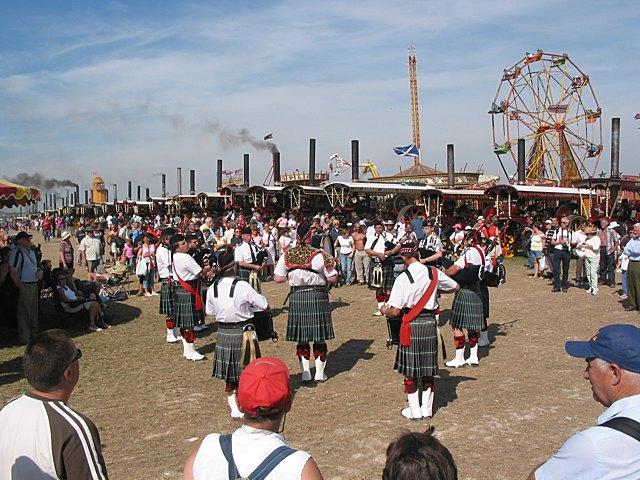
[{"xmin": 529, "ymin": 324, "xmax": 640, "ymax": 479}]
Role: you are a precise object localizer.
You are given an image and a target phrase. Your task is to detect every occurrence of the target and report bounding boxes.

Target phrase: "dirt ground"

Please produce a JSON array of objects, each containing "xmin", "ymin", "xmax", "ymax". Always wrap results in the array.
[{"xmin": 1, "ymin": 231, "xmax": 636, "ymax": 479}]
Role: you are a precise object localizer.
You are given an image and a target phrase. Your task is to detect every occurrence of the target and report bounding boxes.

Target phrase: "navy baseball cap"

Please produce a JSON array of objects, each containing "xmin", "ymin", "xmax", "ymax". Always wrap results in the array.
[{"xmin": 565, "ymin": 324, "xmax": 640, "ymax": 373}]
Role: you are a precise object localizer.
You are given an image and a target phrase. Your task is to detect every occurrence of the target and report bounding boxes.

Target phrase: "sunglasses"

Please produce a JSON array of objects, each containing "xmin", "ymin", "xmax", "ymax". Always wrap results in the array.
[{"xmin": 65, "ymin": 348, "xmax": 82, "ymax": 369}]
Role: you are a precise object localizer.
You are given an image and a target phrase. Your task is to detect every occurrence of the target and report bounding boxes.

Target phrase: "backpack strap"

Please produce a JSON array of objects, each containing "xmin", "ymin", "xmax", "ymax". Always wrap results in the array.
[
  {"xmin": 404, "ymin": 270, "xmax": 414, "ymax": 284},
  {"xmin": 249, "ymin": 445, "xmax": 297, "ymax": 480},
  {"xmin": 218, "ymin": 434, "xmax": 240, "ymax": 479},
  {"xmin": 601, "ymin": 417, "xmax": 640, "ymax": 442}
]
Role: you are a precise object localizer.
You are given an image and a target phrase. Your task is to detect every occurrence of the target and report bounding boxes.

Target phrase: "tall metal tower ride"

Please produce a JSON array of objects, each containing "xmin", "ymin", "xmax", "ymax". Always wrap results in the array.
[{"xmin": 408, "ymin": 45, "xmax": 422, "ymax": 166}]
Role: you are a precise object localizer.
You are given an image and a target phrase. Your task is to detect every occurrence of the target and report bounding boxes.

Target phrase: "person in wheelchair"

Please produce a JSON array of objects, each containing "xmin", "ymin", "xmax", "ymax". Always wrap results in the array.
[{"xmin": 54, "ymin": 270, "xmax": 110, "ymax": 332}]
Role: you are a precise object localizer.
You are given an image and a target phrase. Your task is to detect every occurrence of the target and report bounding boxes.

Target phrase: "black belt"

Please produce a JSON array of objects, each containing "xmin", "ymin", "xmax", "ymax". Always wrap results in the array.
[
  {"xmin": 401, "ymin": 308, "xmax": 437, "ymax": 315},
  {"xmin": 291, "ymin": 285, "xmax": 327, "ymax": 291},
  {"xmin": 218, "ymin": 320, "xmax": 252, "ymax": 330}
]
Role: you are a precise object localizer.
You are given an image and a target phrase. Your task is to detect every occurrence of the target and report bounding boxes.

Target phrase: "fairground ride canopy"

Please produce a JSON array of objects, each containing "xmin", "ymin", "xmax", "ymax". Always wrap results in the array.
[{"xmin": 0, "ymin": 179, "xmax": 41, "ymax": 208}]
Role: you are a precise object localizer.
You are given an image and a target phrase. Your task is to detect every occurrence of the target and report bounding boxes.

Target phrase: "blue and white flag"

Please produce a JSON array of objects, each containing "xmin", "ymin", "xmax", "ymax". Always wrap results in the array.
[{"xmin": 393, "ymin": 144, "xmax": 420, "ymax": 157}]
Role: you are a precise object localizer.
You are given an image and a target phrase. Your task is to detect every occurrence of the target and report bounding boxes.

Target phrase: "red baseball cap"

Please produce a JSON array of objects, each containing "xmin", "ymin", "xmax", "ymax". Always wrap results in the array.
[{"xmin": 237, "ymin": 357, "xmax": 291, "ymax": 416}]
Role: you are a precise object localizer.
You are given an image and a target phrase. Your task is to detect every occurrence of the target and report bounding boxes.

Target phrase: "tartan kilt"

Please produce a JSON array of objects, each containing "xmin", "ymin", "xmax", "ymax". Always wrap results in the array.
[
  {"xmin": 394, "ymin": 314, "xmax": 438, "ymax": 378},
  {"xmin": 286, "ymin": 287, "xmax": 334, "ymax": 343},
  {"xmin": 172, "ymin": 283, "xmax": 199, "ymax": 329},
  {"xmin": 237, "ymin": 267, "xmax": 251, "ymax": 282},
  {"xmin": 480, "ymin": 283, "xmax": 490, "ymax": 320},
  {"xmin": 159, "ymin": 278, "xmax": 174, "ymax": 316},
  {"xmin": 212, "ymin": 323, "xmax": 245, "ymax": 383},
  {"xmin": 368, "ymin": 260, "xmax": 395, "ymax": 290},
  {"xmin": 450, "ymin": 288, "xmax": 484, "ymax": 331}
]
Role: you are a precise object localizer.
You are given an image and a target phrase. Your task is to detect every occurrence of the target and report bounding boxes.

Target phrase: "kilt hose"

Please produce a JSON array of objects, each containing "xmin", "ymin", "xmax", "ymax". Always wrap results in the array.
[
  {"xmin": 368, "ymin": 259, "xmax": 395, "ymax": 290},
  {"xmin": 212, "ymin": 322, "xmax": 248, "ymax": 383},
  {"xmin": 394, "ymin": 313, "xmax": 438, "ymax": 378},
  {"xmin": 480, "ymin": 283, "xmax": 490, "ymax": 320},
  {"xmin": 450, "ymin": 287, "xmax": 484, "ymax": 332},
  {"xmin": 159, "ymin": 278, "xmax": 174, "ymax": 316},
  {"xmin": 286, "ymin": 286, "xmax": 334, "ymax": 343},
  {"xmin": 172, "ymin": 283, "xmax": 199, "ymax": 329}
]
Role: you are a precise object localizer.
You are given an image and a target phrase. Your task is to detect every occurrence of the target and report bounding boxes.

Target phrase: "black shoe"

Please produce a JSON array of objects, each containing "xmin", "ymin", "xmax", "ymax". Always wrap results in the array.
[
  {"xmin": 552, "ymin": 287, "xmax": 561, "ymax": 293},
  {"xmin": 625, "ymin": 306, "xmax": 636, "ymax": 311},
  {"xmin": 562, "ymin": 288, "xmax": 568, "ymax": 293}
]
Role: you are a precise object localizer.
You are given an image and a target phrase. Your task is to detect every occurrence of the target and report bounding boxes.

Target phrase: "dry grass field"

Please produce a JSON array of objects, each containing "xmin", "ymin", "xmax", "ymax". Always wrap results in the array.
[{"xmin": 1, "ymin": 231, "xmax": 636, "ymax": 479}]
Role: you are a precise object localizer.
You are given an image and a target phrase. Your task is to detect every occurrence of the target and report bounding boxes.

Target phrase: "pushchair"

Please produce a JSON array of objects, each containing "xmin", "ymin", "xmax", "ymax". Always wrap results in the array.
[{"xmin": 98, "ymin": 262, "xmax": 132, "ymax": 301}]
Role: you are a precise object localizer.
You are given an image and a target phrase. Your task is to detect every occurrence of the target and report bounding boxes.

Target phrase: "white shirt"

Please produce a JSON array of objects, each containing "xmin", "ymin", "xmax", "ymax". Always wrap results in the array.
[
  {"xmin": 535, "ymin": 394, "xmax": 640, "ymax": 480},
  {"xmin": 193, "ymin": 425, "xmax": 310, "ymax": 480},
  {"xmin": 364, "ymin": 232, "xmax": 392, "ymax": 255},
  {"xmin": 552, "ymin": 228, "xmax": 577, "ymax": 251},
  {"xmin": 279, "ymin": 235, "xmax": 292, "ymax": 251},
  {"xmin": 388, "ymin": 261, "xmax": 458, "ymax": 310},
  {"xmin": 156, "ymin": 245, "xmax": 172, "ymax": 279},
  {"xmin": 450, "ymin": 231, "xmax": 464, "ymax": 245},
  {"xmin": 78, "ymin": 235, "xmax": 102, "ymax": 261},
  {"xmin": 235, "ymin": 241, "xmax": 258, "ymax": 264},
  {"xmin": 366, "ymin": 225, "xmax": 376, "ymax": 240},
  {"xmin": 274, "ymin": 250, "xmax": 337, "ymax": 286},
  {"xmin": 172, "ymin": 252, "xmax": 201, "ymax": 281},
  {"xmin": 454, "ymin": 246, "xmax": 485, "ymax": 269},
  {"xmin": 205, "ymin": 277, "xmax": 268, "ymax": 323},
  {"xmin": 419, "ymin": 233, "xmax": 443, "ymax": 252},
  {"xmin": 336, "ymin": 236, "xmax": 354, "ymax": 255}
]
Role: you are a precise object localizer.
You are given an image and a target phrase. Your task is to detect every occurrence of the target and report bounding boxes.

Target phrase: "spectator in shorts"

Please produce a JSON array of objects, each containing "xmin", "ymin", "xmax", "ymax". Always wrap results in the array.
[
  {"xmin": 383, "ymin": 427, "xmax": 457, "ymax": 480},
  {"xmin": 78, "ymin": 226, "xmax": 102, "ymax": 275},
  {"xmin": 183, "ymin": 357, "xmax": 323, "ymax": 480}
]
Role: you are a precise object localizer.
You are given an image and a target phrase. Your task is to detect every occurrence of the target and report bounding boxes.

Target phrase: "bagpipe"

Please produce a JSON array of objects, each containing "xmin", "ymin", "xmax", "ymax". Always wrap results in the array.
[{"xmin": 418, "ymin": 248, "xmax": 455, "ymax": 269}]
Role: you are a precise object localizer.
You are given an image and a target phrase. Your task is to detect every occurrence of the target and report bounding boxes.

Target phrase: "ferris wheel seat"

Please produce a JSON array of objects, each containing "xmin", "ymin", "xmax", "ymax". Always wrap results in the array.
[{"xmin": 494, "ymin": 144, "xmax": 510, "ymax": 155}]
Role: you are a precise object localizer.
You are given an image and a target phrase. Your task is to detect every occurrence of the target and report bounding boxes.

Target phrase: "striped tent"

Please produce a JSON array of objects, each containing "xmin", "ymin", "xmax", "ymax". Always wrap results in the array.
[{"xmin": 0, "ymin": 179, "xmax": 41, "ymax": 208}]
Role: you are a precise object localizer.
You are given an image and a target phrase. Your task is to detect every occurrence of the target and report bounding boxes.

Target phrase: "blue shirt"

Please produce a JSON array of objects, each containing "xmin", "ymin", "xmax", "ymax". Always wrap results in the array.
[
  {"xmin": 623, "ymin": 237, "xmax": 640, "ymax": 261},
  {"xmin": 411, "ymin": 219, "xmax": 425, "ymax": 240},
  {"xmin": 535, "ymin": 394, "xmax": 640, "ymax": 479}
]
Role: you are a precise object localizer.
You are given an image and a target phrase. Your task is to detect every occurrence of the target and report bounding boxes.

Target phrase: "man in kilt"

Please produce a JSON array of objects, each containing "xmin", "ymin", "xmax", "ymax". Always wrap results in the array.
[
  {"xmin": 444, "ymin": 232, "xmax": 486, "ymax": 368},
  {"xmin": 274, "ymin": 235, "xmax": 337, "ymax": 382},
  {"xmin": 234, "ymin": 227, "xmax": 263, "ymax": 282},
  {"xmin": 381, "ymin": 243, "xmax": 458, "ymax": 419},
  {"xmin": 187, "ymin": 234, "xmax": 213, "ymax": 332},
  {"xmin": 157, "ymin": 228, "xmax": 182, "ymax": 343},
  {"xmin": 206, "ymin": 247, "xmax": 269, "ymax": 418},
  {"xmin": 365, "ymin": 220, "xmax": 399, "ymax": 316},
  {"xmin": 170, "ymin": 234, "xmax": 212, "ymax": 361}
]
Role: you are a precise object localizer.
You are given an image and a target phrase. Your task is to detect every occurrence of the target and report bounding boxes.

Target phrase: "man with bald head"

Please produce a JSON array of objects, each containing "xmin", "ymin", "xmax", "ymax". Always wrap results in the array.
[{"xmin": 528, "ymin": 324, "xmax": 640, "ymax": 479}]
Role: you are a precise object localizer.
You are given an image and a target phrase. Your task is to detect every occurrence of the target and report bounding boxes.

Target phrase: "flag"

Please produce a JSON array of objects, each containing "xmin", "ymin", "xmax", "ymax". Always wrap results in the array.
[
  {"xmin": 263, "ymin": 133, "xmax": 273, "ymax": 140},
  {"xmin": 393, "ymin": 144, "xmax": 420, "ymax": 157},
  {"xmin": 635, "ymin": 113, "xmax": 640, "ymax": 120},
  {"xmin": 234, "ymin": 168, "xmax": 243, "ymax": 175}
]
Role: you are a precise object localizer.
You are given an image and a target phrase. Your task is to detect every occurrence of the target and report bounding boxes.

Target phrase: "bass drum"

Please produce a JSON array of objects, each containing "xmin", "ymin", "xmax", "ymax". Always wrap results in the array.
[{"xmin": 252, "ymin": 311, "xmax": 278, "ymax": 342}]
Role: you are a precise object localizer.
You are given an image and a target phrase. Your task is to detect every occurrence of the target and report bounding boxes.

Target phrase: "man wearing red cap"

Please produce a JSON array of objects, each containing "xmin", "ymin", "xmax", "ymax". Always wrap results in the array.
[
  {"xmin": 183, "ymin": 357, "xmax": 324, "ymax": 480},
  {"xmin": 274, "ymin": 236, "xmax": 337, "ymax": 383},
  {"xmin": 528, "ymin": 324, "xmax": 640, "ymax": 479},
  {"xmin": 381, "ymin": 243, "xmax": 458, "ymax": 420}
]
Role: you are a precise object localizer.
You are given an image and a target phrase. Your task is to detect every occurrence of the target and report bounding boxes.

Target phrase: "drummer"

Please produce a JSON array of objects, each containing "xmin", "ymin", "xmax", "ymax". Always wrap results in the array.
[
  {"xmin": 206, "ymin": 247, "xmax": 269, "ymax": 418},
  {"xmin": 381, "ymin": 243, "xmax": 458, "ymax": 419}
]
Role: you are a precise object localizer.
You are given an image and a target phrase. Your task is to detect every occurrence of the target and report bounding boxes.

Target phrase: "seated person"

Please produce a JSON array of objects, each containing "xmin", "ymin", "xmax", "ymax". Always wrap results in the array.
[{"xmin": 55, "ymin": 271, "xmax": 109, "ymax": 332}]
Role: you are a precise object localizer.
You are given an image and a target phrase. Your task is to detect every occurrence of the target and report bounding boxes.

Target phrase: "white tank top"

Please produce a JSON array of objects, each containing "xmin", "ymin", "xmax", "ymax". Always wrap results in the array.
[{"xmin": 193, "ymin": 425, "xmax": 311, "ymax": 480}]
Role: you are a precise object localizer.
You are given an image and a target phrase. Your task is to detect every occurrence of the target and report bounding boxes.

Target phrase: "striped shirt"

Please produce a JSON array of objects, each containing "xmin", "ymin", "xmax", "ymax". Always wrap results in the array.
[{"xmin": 0, "ymin": 393, "xmax": 108, "ymax": 479}]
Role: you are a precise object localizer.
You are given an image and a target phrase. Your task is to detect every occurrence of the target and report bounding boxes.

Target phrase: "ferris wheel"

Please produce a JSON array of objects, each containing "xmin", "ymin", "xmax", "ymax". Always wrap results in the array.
[{"xmin": 490, "ymin": 50, "xmax": 603, "ymax": 183}]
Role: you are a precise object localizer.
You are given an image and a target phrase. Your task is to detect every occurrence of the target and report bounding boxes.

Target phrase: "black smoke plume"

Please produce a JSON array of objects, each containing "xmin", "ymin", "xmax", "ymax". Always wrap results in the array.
[
  {"xmin": 203, "ymin": 120, "xmax": 279, "ymax": 153},
  {"xmin": 11, "ymin": 173, "xmax": 78, "ymax": 190}
]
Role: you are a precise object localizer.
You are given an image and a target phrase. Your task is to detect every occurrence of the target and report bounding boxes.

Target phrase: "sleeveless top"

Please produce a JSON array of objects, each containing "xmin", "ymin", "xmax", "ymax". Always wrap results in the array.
[{"xmin": 193, "ymin": 425, "xmax": 310, "ymax": 480}]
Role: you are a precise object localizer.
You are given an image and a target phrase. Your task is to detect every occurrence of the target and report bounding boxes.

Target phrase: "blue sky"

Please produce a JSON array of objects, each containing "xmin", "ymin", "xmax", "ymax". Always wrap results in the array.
[{"xmin": 1, "ymin": 0, "xmax": 639, "ymax": 197}]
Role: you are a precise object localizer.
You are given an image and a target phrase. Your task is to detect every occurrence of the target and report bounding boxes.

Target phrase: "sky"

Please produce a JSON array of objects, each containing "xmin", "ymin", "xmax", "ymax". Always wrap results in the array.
[{"xmin": 1, "ymin": 0, "xmax": 639, "ymax": 199}]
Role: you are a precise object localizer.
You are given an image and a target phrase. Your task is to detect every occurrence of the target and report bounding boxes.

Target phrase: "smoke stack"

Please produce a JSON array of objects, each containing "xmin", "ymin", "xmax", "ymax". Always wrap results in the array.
[
  {"xmin": 243, "ymin": 154, "xmax": 250, "ymax": 186},
  {"xmin": 216, "ymin": 159, "xmax": 223, "ymax": 191},
  {"xmin": 75, "ymin": 185, "xmax": 80, "ymax": 205},
  {"xmin": 127, "ymin": 181, "xmax": 132, "ymax": 200},
  {"xmin": 177, "ymin": 167, "xmax": 182, "ymax": 195},
  {"xmin": 189, "ymin": 169, "xmax": 196, "ymax": 195},
  {"xmin": 84, "ymin": 190, "xmax": 88, "ymax": 204},
  {"xmin": 113, "ymin": 185, "xmax": 117, "ymax": 203},
  {"xmin": 161, "ymin": 174, "xmax": 166, "ymax": 198},
  {"xmin": 309, "ymin": 139, "xmax": 316, "ymax": 185},
  {"xmin": 137, "ymin": 185, "xmax": 141, "ymax": 201},
  {"xmin": 53, "ymin": 195, "xmax": 57, "ymax": 209},
  {"xmin": 48, "ymin": 194, "xmax": 53, "ymax": 209},
  {"xmin": 517, "ymin": 138, "xmax": 526, "ymax": 184},
  {"xmin": 446, "ymin": 144, "xmax": 455, "ymax": 187},
  {"xmin": 145, "ymin": 187, "xmax": 150, "ymax": 200},
  {"xmin": 611, "ymin": 117, "xmax": 620, "ymax": 178},
  {"xmin": 351, "ymin": 140, "xmax": 360, "ymax": 182},
  {"xmin": 272, "ymin": 152, "xmax": 281, "ymax": 184}
]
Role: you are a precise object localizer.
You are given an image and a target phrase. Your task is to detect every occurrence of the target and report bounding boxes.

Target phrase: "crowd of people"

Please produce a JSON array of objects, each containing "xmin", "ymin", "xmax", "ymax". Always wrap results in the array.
[{"xmin": 1, "ymin": 206, "xmax": 640, "ymax": 478}]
